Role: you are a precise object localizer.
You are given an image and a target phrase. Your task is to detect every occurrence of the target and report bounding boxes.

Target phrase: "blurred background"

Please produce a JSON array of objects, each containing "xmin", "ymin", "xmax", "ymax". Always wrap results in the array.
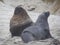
[{"xmin": 0, "ymin": 0, "xmax": 60, "ymax": 45}]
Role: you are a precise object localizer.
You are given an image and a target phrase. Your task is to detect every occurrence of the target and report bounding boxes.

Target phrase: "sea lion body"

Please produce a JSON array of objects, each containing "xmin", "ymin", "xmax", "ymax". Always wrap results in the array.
[
  {"xmin": 21, "ymin": 12, "xmax": 52, "ymax": 43},
  {"xmin": 10, "ymin": 6, "xmax": 33, "ymax": 37}
]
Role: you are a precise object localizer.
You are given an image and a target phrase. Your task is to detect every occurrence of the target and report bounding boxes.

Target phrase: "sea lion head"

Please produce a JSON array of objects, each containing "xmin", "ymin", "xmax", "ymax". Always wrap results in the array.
[
  {"xmin": 36, "ymin": 11, "xmax": 50, "ymax": 24},
  {"xmin": 14, "ymin": 6, "xmax": 26, "ymax": 15},
  {"xmin": 41, "ymin": 11, "xmax": 50, "ymax": 18},
  {"xmin": 44, "ymin": 11, "xmax": 50, "ymax": 17},
  {"xmin": 38, "ymin": 11, "xmax": 50, "ymax": 20}
]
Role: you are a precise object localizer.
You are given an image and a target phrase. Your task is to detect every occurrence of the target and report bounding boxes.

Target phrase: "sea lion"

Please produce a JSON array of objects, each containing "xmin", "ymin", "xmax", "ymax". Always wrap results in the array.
[
  {"xmin": 21, "ymin": 12, "xmax": 52, "ymax": 43},
  {"xmin": 10, "ymin": 6, "xmax": 33, "ymax": 37}
]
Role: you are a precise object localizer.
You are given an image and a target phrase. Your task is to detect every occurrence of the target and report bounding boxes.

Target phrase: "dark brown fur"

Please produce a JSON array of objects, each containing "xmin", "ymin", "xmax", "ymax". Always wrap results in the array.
[{"xmin": 10, "ymin": 6, "xmax": 33, "ymax": 37}]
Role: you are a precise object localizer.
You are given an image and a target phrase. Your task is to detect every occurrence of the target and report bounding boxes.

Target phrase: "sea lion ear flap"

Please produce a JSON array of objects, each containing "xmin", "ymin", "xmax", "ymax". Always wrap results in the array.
[
  {"xmin": 44, "ymin": 11, "xmax": 50, "ymax": 17},
  {"xmin": 14, "ymin": 6, "xmax": 24, "ymax": 15}
]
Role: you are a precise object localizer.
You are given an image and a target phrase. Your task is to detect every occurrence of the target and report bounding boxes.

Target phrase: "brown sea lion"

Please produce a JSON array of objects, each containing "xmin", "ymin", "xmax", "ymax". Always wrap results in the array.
[{"xmin": 10, "ymin": 6, "xmax": 33, "ymax": 37}]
